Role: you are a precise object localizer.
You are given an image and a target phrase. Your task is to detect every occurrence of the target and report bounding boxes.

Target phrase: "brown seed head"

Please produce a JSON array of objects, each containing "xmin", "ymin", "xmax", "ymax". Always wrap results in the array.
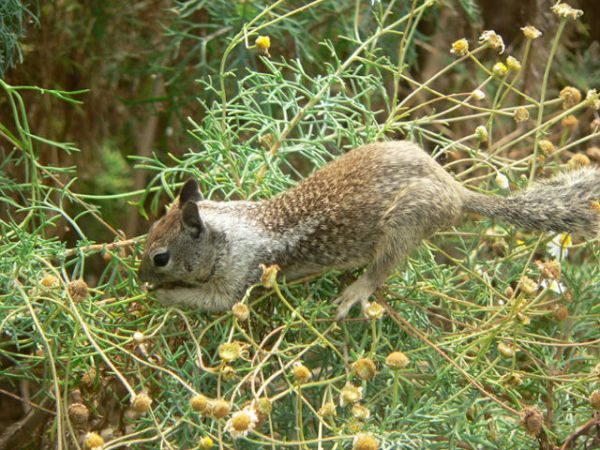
[
  {"xmin": 561, "ymin": 115, "xmax": 578, "ymax": 128},
  {"xmin": 68, "ymin": 402, "xmax": 89, "ymax": 425},
  {"xmin": 538, "ymin": 140, "xmax": 555, "ymax": 155},
  {"xmin": 552, "ymin": 304, "xmax": 569, "ymax": 321},
  {"xmin": 68, "ymin": 279, "xmax": 89, "ymax": 302},
  {"xmin": 385, "ymin": 351, "xmax": 410, "ymax": 369},
  {"xmin": 190, "ymin": 394, "xmax": 210, "ymax": 413},
  {"xmin": 568, "ymin": 153, "xmax": 590, "ymax": 170},
  {"xmin": 211, "ymin": 399, "xmax": 231, "ymax": 419},
  {"xmin": 353, "ymin": 358, "xmax": 377, "ymax": 381},
  {"xmin": 520, "ymin": 407, "xmax": 544, "ymax": 435},
  {"xmin": 514, "ymin": 107, "xmax": 530, "ymax": 122},
  {"xmin": 560, "ymin": 86, "xmax": 582, "ymax": 109},
  {"xmin": 353, "ymin": 433, "xmax": 379, "ymax": 450},
  {"xmin": 132, "ymin": 392, "xmax": 152, "ymax": 413},
  {"xmin": 590, "ymin": 390, "xmax": 600, "ymax": 410}
]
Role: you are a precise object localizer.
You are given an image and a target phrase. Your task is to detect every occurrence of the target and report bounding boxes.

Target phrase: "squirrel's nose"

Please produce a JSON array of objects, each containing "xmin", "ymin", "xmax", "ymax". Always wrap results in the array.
[{"xmin": 137, "ymin": 260, "xmax": 152, "ymax": 283}]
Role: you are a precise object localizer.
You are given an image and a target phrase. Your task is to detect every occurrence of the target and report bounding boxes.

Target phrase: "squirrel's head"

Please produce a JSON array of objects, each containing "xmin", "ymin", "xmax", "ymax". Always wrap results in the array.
[{"xmin": 138, "ymin": 179, "xmax": 222, "ymax": 305}]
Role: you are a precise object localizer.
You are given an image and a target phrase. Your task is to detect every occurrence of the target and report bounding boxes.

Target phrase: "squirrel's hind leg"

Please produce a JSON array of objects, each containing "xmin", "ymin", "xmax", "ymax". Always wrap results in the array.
[{"xmin": 334, "ymin": 231, "xmax": 420, "ymax": 320}]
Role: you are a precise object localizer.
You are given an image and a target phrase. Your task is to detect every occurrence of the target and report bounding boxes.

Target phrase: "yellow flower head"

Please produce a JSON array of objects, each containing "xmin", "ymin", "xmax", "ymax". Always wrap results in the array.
[
  {"xmin": 450, "ymin": 38, "xmax": 469, "ymax": 56},
  {"xmin": 255, "ymin": 35, "xmax": 271, "ymax": 50},
  {"xmin": 493, "ymin": 62, "xmax": 508, "ymax": 77},
  {"xmin": 506, "ymin": 56, "xmax": 522, "ymax": 71}
]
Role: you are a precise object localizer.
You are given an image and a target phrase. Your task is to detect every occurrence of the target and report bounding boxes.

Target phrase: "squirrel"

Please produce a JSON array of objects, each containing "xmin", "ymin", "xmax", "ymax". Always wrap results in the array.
[{"xmin": 138, "ymin": 141, "xmax": 600, "ymax": 319}]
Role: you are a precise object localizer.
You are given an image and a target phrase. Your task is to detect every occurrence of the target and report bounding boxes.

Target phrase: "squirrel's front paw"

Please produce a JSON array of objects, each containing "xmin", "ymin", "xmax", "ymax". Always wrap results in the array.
[{"xmin": 334, "ymin": 287, "xmax": 371, "ymax": 321}]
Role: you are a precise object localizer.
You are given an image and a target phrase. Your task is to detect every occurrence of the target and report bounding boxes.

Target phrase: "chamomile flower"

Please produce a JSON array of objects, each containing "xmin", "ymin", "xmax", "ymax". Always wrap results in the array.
[
  {"xmin": 225, "ymin": 406, "xmax": 258, "ymax": 439},
  {"xmin": 479, "ymin": 30, "xmax": 505, "ymax": 53},
  {"xmin": 547, "ymin": 233, "xmax": 572, "ymax": 260}
]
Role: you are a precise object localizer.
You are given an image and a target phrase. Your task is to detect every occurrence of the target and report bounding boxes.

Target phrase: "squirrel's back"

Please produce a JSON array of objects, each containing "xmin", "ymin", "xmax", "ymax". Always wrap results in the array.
[{"xmin": 252, "ymin": 141, "xmax": 465, "ymax": 273}]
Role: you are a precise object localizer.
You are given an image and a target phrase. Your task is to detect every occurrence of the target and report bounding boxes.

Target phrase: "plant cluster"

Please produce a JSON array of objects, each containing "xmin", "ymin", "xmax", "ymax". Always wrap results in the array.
[{"xmin": 1, "ymin": 1, "xmax": 599, "ymax": 449}]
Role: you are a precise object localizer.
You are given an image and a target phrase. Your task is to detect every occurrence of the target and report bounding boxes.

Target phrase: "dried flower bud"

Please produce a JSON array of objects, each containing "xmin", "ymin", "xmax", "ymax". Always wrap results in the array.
[
  {"xmin": 211, "ymin": 399, "xmax": 231, "ymax": 419},
  {"xmin": 506, "ymin": 56, "xmax": 521, "ymax": 71},
  {"xmin": 538, "ymin": 140, "xmax": 555, "ymax": 155},
  {"xmin": 68, "ymin": 279, "xmax": 88, "ymax": 302},
  {"xmin": 521, "ymin": 25, "xmax": 542, "ymax": 40},
  {"xmin": 497, "ymin": 342, "xmax": 517, "ymax": 358},
  {"xmin": 353, "ymin": 433, "xmax": 379, "ymax": 450},
  {"xmin": 340, "ymin": 383, "xmax": 363, "ymax": 406},
  {"xmin": 495, "ymin": 173, "xmax": 509, "ymax": 190},
  {"xmin": 232, "ymin": 303, "xmax": 250, "ymax": 321},
  {"xmin": 132, "ymin": 392, "xmax": 152, "ymax": 413},
  {"xmin": 190, "ymin": 394, "xmax": 210, "ymax": 413},
  {"xmin": 475, "ymin": 125, "xmax": 488, "ymax": 142},
  {"xmin": 256, "ymin": 397, "xmax": 272, "ymax": 416},
  {"xmin": 561, "ymin": 114, "xmax": 578, "ymax": 128},
  {"xmin": 499, "ymin": 372, "xmax": 524, "ymax": 387},
  {"xmin": 590, "ymin": 390, "xmax": 600, "ymax": 410},
  {"xmin": 568, "ymin": 153, "xmax": 590, "ymax": 169},
  {"xmin": 587, "ymin": 146, "xmax": 600, "ymax": 161},
  {"xmin": 199, "ymin": 436, "xmax": 215, "ymax": 449},
  {"xmin": 352, "ymin": 403, "xmax": 371, "ymax": 420},
  {"xmin": 84, "ymin": 432, "xmax": 104, "ymax": 449},
  {"xmin": 519, "ymin": 276, "xmax": 538, "ymax": 295},
  {"xmin": 318, "ymin": 402, "xmax": 337, "ymax": 417},
  {"xmin": 292, "ymin": 362, "xmax": 312, "ymax": 383},
  {"xmin": 520, "ymin": 407, "xmax": 544, "ymax": 435},
  {"xmin": 493, "ymin": 62, "xmax": 508, "ymax": 77},
  {"xmin": 560, "ymin": 86, "xmax": 582, "ymax": 109},
  {"xmin": 221, "ymin": 365, "xmax": 236, "ymax": 381},
  {"xmin": 219, "ymin": 342, "xmax": 242, "ymax": 362},
  {"xmin": 385, "ymin": 351, "xmax": 410, "ymax": 369},
  {"xmin": 479, "ymin": 30, "xmax": 505, "ymax": 53},
  {"xmin": 68, "ymin": 402, "xmax": 89, "ymax": 425},
  {"xmin": 450, "ymin": 38, "xmax": 469, "ymax": 56},
  {"xmin": 537, "ymin": 259, "xmax": 561, "ymax": 279},
  {"xmin": 365, "ymin": 302, "xmax": 384, "ymax": 319},
  {"xmin": 353, "ymin": 358, "xmax": 377, "ymax": 381},
  {"xmin": 553, "ymin": 304, "xmax": 569, "ymax": 321},
  {"xmin": 41, "ymin": 274, "xmax": 60, "ymax": 288},
  {"xmin": 81, "ymin": 368, "xmax": 96, "ymax": 387},
  {"xmin": 133, "ymin": 331, "xmax": 145, "ymax": 344},
  {"xmin": 514, "ymin": 107, "xmax": 530, "ymax": 122},
  {"xmin": 551, "ymin": 2, "xmax": 583, "ymax": 19},
  {"xmin": 586, "ymin": 89, "xmax": 600, "ymax": 110},
  {"xmin": 260, "ymin": 264, "xmax": 279, "ymax": 288}
]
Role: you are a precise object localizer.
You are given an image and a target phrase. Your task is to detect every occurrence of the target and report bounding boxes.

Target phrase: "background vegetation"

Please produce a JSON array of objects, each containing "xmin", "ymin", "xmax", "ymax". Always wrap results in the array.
[{"xmin": 1, "ymin": 0, "xmax": 599, "ymax": 449}]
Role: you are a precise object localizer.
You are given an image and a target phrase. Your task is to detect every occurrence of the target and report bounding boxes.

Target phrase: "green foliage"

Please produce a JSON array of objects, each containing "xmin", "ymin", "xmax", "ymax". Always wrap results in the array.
[
  {"xmin": 1, "ymin": 1, "xmax": 600, "ymax": 449},
  {"xmin": 0, "ymin": 0, "xmax": 38, "ymax": 76}
]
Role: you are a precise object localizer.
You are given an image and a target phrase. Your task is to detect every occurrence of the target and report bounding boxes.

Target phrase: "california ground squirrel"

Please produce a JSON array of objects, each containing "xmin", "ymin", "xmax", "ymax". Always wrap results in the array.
[{"xmin": 138, "ymin": 141, "xmax": 600, "ymax": 319}]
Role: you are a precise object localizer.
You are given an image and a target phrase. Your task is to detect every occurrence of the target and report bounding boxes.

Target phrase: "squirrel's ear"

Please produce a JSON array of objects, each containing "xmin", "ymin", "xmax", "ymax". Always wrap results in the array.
[
  {"xmin": 180, "ymin": 201, "xmax": 203, "ymax": 238},
  {"xmin": 179, "ymin": 178, "xmax": 202, "ymax": 205}
]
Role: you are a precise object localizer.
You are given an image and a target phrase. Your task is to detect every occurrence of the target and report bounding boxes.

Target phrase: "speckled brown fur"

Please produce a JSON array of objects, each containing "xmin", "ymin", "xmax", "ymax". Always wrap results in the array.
[{"xmin": 138, "ymin": 141, "xmax": 600, "ymax": 318}]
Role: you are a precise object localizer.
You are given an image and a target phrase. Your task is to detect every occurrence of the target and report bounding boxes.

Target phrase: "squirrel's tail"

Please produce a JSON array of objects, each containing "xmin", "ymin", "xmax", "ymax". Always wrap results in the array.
[{"xmin": 463, "ymin": 167, "xmax": 600, "ymax": 236}]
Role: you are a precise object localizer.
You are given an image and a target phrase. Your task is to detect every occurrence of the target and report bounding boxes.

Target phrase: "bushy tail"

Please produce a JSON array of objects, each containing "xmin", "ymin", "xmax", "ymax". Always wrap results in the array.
[{"xmin": 464, "ymin": 167, "xmax": 600, "ymax": 236}]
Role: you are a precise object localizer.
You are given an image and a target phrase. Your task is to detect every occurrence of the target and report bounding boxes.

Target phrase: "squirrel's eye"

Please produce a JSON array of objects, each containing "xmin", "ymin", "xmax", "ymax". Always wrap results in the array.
[{"xmin": 153, "ymin": 251, "xmax": 170, "ymax": 267}]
